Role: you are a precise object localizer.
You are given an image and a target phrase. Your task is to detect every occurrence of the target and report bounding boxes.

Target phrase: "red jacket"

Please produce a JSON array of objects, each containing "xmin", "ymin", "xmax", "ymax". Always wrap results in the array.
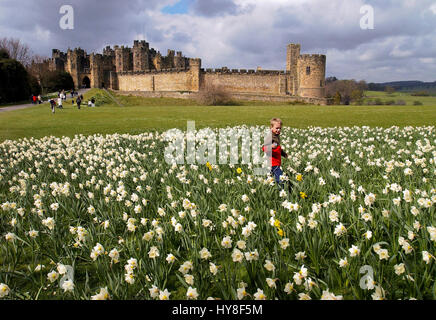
[{"xmin": 262, "ymin": 145, "xmax": 282, "ymax": 167}]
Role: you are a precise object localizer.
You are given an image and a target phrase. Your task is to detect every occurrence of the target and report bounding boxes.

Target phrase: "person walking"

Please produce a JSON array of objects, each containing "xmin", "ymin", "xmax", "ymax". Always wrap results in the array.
[
  {"xmin": 57, "ymin": 96, "xmax": 63, "ymax": 109},
  {"xmin": 76, "ymin": 96, "xmax": 81, "ymax": 110},
  {"xmin": 32, "ymin": 95, "xmax": 37, "ymax": 104},
  {"xmin": 49, "ymin": 98, "xmax": 55, "ymax": 113},
  {"xmin": 38, "ymin": 95, "xmax": 42, "ymax": 104}
]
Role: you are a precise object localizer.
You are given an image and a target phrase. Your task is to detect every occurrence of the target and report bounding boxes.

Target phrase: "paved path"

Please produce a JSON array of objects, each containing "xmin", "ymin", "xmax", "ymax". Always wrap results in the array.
[{"xmin": 0, "ymin": 89, "xmax": 91, "ymax": 113}]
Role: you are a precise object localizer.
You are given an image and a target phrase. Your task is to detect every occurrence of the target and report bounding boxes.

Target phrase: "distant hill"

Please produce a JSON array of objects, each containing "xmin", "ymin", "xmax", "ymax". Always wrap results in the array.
[{"xmin": 368, "ymin": 81, "xmax": 436, "ymax": 93}]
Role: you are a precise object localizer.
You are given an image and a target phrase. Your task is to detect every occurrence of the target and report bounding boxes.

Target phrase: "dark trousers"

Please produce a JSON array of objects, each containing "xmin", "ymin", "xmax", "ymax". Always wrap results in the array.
[{"xmin": 271, "ymin": 166, "xmax": 292, "ymax": 192}]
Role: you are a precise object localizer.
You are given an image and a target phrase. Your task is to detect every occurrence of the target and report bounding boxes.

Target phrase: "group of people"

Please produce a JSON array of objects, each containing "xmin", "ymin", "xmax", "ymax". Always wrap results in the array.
[
  {"xmin": 47, "ymin": 89, "xmax": 96, "ymax": 113},
  {"xmin": 30, "ymin": 94, "xmax": 42, "ymax": 105}
]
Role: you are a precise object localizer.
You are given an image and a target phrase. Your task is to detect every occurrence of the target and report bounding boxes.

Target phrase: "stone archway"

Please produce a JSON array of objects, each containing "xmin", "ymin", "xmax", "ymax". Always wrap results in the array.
[{"xmin": 82, "ymin": 76, "xmax": 91, "ymax": 89}]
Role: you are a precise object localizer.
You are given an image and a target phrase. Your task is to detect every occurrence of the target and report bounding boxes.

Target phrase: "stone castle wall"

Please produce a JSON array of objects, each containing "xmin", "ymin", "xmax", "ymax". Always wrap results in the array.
[
  {"xmin": 200, "ymin": 70, "xmax": 286, "ymax": 95},
  {"xmin": 48, "ymin": 41, "xmax": 327, "ymax": 104}
]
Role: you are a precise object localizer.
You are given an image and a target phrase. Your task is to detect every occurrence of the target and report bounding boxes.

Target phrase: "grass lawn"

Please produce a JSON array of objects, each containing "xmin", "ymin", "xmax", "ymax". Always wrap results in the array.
[
  {"xmin": 0, "ymin": 89, "xmax": 435, "ymax": 142},
  {"xmin": 365, "ymin": 90, "xmax": 436, "ymax": 105}
]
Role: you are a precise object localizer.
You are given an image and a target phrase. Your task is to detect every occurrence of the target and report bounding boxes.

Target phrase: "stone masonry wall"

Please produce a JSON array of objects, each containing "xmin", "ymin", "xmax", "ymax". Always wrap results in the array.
[
  {"xmin": 201, "ymin": 71, "xmax": 284, "ymax": 95},
  {"xmin": 117, "ymin": 70, "xmax": 194, "ymax": 92}
]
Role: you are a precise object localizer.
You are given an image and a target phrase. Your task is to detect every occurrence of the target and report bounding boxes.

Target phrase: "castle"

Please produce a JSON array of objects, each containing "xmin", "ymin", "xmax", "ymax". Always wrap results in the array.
[{"xmin": 49, "ymin": 40, "xmax": 327, "ymax": 104}]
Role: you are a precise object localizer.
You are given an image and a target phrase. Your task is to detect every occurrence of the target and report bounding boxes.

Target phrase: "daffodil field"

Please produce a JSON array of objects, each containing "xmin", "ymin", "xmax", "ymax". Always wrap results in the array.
[{"xmin": 0, "ymin": 125, "xmax": 435, "ymax": 300}]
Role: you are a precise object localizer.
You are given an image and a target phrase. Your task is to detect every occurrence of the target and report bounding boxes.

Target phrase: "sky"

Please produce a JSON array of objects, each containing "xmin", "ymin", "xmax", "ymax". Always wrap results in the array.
[{"xmin": 1, "ymin": 0, "xmax": 435, "ymax": 83}]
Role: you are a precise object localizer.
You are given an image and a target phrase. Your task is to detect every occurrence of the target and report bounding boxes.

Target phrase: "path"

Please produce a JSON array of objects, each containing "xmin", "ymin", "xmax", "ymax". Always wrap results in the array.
[{"xmin": 0, "ymin": 89, "xmax": 91, "ymax": 113}]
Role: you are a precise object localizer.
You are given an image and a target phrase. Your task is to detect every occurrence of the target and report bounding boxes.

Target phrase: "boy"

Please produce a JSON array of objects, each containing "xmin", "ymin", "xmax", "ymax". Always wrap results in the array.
[{"xmin": 262, "ymin": 118, "xmax": 290, "ymax": 190}]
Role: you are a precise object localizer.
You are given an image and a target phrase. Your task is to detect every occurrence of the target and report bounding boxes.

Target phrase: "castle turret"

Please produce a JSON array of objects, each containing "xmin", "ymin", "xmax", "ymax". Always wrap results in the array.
[
  {"xmin": 297, "ymin": 54, "xmax": 326, "ymax": 99},
  {"xmin": 286, "ymin": 44, "xmax": 300, "ymax": 95},
  {"xmin": 115, "ymin": 45, "xmax": 132, "ymax": 72},
  {"xmin": 188, "ymin": 58, "xmax": 201, "ymax": 92},
  {"xmin": 133, "ymin": 40, "xmax": 150, "ymax": 71}
]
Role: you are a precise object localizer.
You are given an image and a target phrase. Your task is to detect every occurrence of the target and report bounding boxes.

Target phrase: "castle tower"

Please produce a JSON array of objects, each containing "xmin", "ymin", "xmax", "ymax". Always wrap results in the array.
[
  {"xmin": 174, "ymin": 51, "xmax": 186, "ymax": 69},
  {"xmin": 114, "ymin": 45, "xmax": 132, "ymax": 72},
  {"xmin": 90, "ymin": 53, "xmax": 103, "ymax": 88},
  {"xmin": 188, "ymin": 58, "xmax": 201, "ymax": 92},
  {"xmin": 132, "ymin": 40, "xmax": 149, "ymax": 72},
  {"xmin": 286, "ymin": 44, "xmax": 300, "ymax": 95},
  {"xmin": 66, "ymin": 48, "xmax": 86, "ymax": 89},
  {"xmin": 297, "ymin": 54, "xmax": 326, "ymax": 99}
]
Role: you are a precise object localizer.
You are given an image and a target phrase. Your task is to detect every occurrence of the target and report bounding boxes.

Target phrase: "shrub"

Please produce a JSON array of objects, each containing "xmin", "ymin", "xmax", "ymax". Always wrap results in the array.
[
  {"xmin": 385, "ymin": 100, "xmax": 395, "ymax": 105},
  {"xmin": 374, "ymin": 98, "xmax": 384, "ymax": 105},
  {"xmin": 411, "ymin": 91, "xmax": 429, "ymax": 97},
  {"xmin": 196, "ymin": 84, "xmax": 233, "ymax": 106},
  {"xmin": 413, "ymin": 101, "xmax": 423, "ymax": 106},
  {"xmin": 40, "ymin": 71, "xmax": 74, "ymax": 93}
]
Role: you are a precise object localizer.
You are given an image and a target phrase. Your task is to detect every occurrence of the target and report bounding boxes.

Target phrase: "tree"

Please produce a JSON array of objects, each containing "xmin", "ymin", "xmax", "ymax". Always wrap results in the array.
[
  {"xmin": 40, "ymin": 71, "xmax": 74, "ymax": 93},
  {"xmin": 0, "ymin": 37, "xmax": 32, "ymax": 67},
  {"xmin": 0, "ymin": 50, "xmax": 32, "ymax": 103},
  {"xmin": 333, "ymin": 91, "xmax": 342, "ymax": 105},
  {"xmin": 326, "ymin": 79, "xmax": 365, "ymax": 105}
]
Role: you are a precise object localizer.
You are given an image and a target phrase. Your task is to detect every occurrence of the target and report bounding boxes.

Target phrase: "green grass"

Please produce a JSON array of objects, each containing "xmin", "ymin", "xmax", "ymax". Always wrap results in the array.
[
  {"xmin": 365, "ymin": 91, "xmax": 436, "ymax": 105},
  {"xmin": 0, "ymin": 89, "xmax": 435, "ymax": 142}
]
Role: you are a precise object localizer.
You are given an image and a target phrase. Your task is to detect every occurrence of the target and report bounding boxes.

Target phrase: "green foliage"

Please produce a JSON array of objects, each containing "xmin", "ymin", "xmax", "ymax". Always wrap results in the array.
[
  {"xmin": 40, "ymin": 71, "xmax": 74, "ymax": 93},
  {"xmin": 414, "ymin": 101, "xmax": 423, "ymax": 106},
  {"xmin": 28, "ymin": 74, "xmax": 41, "ymax": 96},
  {"xmin": 333, "ymin": 92, "xmax": 341, "ymax": 105},
  {"xmin": 0, "ymin": 54, "xmax": 31, "ymax": 103}
]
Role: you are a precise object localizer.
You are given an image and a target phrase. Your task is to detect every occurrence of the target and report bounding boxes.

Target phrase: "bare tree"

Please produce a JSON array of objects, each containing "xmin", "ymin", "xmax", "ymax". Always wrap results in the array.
[{"xmin": 0, "ymin": 37, "xmax": 33, "ymax": 66}]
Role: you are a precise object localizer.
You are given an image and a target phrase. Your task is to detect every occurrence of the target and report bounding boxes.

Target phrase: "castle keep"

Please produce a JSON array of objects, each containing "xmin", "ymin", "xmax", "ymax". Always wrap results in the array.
[{"xmin": 49, "ymin": 41, "xmax": 327, "ymax": 104}]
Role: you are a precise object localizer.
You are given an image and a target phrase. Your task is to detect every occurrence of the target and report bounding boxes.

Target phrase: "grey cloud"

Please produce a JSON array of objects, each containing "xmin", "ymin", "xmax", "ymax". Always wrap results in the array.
[{"xmin": 191, "ymin": 0, "xmax": 246, "ymax": 17}]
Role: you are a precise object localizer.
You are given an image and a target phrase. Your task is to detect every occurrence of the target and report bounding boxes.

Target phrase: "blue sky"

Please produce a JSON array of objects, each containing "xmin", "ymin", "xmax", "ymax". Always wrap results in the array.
[
  {"xmin": 161, "ymin": 0, "xmax": 193, "ymax": 14},
  {"xmin": 1, "ymin": 0, "xmax": 436, "ymax": 82}
]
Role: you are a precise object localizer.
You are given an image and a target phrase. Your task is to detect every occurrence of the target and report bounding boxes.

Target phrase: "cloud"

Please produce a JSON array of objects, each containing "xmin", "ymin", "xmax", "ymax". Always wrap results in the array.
[{"xmin": 0, "ymin": 0, "xmax": 435, "ymax": 82}]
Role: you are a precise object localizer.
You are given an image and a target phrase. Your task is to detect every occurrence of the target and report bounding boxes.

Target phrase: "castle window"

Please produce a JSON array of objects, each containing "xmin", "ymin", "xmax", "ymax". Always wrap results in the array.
[
  {"xmin": 320, "ymin": 80, "xmax": 323, "ymax": 87},
  {"xmin": 306, "ymin": 66, "xmax": 311, "ymax": 75}
]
